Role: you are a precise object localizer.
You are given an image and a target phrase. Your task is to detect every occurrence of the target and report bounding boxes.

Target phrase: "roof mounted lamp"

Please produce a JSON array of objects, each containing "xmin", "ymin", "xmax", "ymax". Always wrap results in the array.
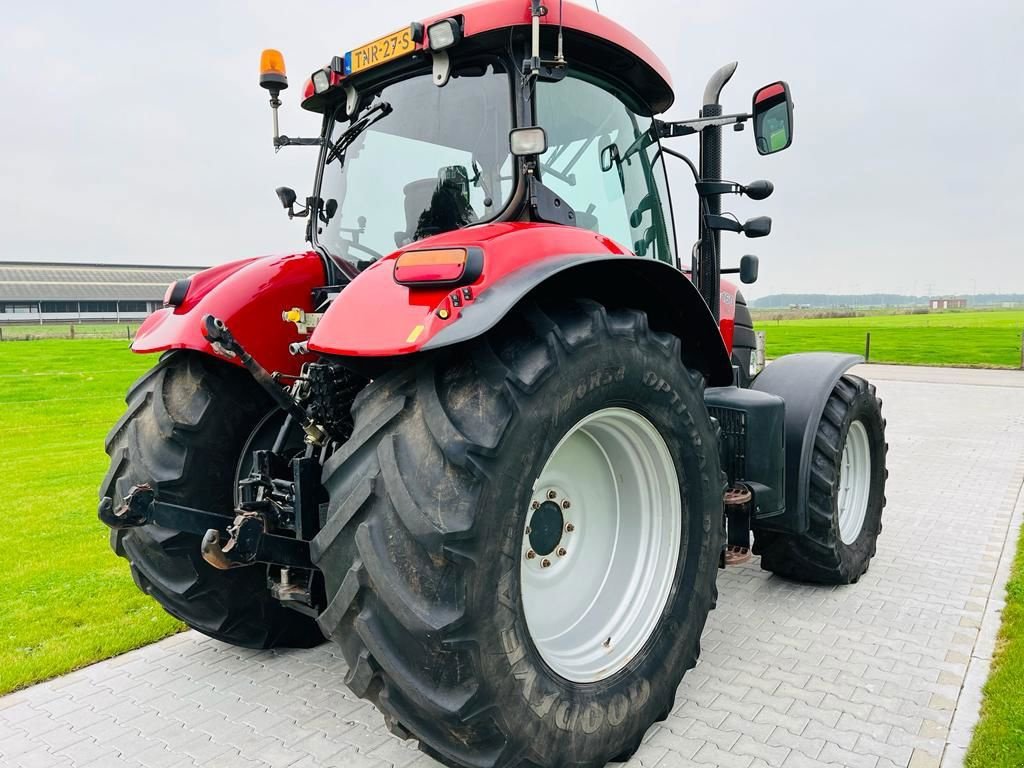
[
  {"xmin": 258, "ymin": 49, "xmax": 321, "ymax": 151},
  {"xmin": 259, "ymin": 49, "xmax": 288, "ymax": 149}
]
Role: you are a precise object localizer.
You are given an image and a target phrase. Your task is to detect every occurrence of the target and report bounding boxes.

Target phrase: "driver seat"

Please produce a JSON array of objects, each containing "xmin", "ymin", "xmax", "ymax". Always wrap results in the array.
[{"xmin": 395, "ymin": 178, "xmax": 438, "ymax": 247}]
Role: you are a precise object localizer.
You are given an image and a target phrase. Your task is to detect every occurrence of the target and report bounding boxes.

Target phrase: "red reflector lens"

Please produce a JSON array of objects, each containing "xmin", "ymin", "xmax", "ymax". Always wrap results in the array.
[
  {"xmin": 755, "ymin": 82, "xmax": 785, "ymax": 103},
  {"xmin": 394, "ymin": 248, "xmax": 468, "ymax": 285}
]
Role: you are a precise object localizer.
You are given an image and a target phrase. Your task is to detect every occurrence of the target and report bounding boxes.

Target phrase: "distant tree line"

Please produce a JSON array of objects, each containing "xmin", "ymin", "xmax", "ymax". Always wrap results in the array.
[{"xmin": 750, "ymin": 294, "xmax": 1024, "ymax": 309}]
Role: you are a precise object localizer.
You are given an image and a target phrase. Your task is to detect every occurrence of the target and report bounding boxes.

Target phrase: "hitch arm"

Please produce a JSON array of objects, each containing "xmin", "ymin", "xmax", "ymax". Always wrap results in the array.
[
  {"xmin": 202, "ymin": 314, "xmax": 326, "ymax": 444},
  {"xmin": 98, "ymin": 485, "xmax": 314, "ymax": 571}
]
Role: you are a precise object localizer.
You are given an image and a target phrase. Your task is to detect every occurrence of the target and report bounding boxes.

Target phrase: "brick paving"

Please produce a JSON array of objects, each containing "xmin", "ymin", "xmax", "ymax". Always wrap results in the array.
[{"xmin": 2, "ymin": 364, "xmax": 1022, "ymax": 768}]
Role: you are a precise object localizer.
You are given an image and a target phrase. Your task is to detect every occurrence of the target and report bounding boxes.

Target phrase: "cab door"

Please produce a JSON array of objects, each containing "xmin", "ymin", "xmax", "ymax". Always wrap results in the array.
[{"xmin": 536, "ymin": 74, "xmax": 677, "ymax": 265}]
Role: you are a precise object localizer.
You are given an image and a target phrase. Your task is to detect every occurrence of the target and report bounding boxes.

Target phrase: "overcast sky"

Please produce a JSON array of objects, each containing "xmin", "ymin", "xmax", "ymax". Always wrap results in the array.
[{"xmin": 2, "ymin": 0, "xmax": 1021, "ymax": 298}]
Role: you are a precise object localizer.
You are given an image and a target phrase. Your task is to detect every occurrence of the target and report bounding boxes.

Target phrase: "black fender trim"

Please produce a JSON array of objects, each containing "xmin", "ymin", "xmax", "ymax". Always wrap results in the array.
[
  {"xmin": 751, "ymin": 352, "xmax": 862, "ymax": 534},
  {"xmin": 422, "ymin": 255, "xmax": 733, "ymax": 386}
]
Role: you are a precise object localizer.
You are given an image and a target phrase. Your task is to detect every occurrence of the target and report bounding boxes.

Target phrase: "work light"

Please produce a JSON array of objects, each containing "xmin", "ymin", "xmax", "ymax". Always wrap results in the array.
[
  {"xmin": 427, "ymin": 19, "xmax": 461, "ymax": 51},
  {"xmin": 311, "ymin": 68, "xmax": 331, "ymax": 94},
  {"xmin": 510, "ymin": 127, "xmax": 548, "ymax": 156}
]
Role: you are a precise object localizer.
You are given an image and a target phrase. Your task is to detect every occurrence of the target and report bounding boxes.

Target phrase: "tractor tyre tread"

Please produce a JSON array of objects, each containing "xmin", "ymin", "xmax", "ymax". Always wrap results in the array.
[
  {"xmin": 101, "ymin": 351, "xmax": 323, "ymax": 649},
  {"xmin": 313, "ymin": 299, "xmax": 722, "ymax": 768},
  {"xmin": 756, "ymin": 375, "xmax": 887, "ymax": 584}
]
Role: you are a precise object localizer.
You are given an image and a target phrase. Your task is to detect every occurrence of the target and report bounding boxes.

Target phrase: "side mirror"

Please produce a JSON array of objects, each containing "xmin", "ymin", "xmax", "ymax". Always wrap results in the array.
[
  {"xmin": 740, "ymin": 255, "xmax": 759, "ymax": 284},
  {"xmin": 276, "ymin": 186, "xmax": 297, "ymax": 209},
  {"xmin": 752, "ymin": 81, "xmax": 793, "ymax": 155},
  {"xmin": 743, "ymin": 179, "xmax": 774, "ymax": 200},
  {"xmin": 743, "ymin": 216, "xmax": 772, "ymax": 238}
]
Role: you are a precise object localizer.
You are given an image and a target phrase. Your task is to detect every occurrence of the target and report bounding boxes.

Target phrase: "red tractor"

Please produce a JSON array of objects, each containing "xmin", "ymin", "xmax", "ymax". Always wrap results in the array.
[{"xmin": 99, "ymin": 2, "xmax": 887, "ymax": 765}]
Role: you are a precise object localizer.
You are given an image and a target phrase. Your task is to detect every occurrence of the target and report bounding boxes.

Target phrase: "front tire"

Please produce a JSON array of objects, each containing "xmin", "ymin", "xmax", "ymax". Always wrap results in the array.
[
  {"xmin": 313, "ymin": 300, "xmax": 723, "ymax": 768},
  {"xmin": 756, "ymin": 375, "xmax": 887, "ymax": 583},
  {"xmin": 101, "ymin": 352, "xmax": 324, "ymax": 649}
]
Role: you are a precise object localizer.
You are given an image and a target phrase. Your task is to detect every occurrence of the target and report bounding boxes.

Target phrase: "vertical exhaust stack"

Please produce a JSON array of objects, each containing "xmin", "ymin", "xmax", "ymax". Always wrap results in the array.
[{"xmin": 698, "ymin": 62, "xmax": 737, "ymax": 321}]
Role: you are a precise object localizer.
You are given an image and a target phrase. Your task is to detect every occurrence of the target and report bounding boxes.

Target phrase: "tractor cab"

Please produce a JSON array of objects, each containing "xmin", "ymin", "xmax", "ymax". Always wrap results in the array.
[{"xmin": 262, "ymin": 1, "xmax": 683, "ymax": 278}]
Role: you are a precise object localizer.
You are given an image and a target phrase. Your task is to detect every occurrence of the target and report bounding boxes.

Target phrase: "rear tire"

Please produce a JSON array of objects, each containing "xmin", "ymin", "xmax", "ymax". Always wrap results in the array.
[
  {"xmin": 101, "ymin": 352, "xmax": 324, "ymax": 649},
  {"xmin": 756, "ymin": 375, "xmax": 887, "ymax": 584},
  {"xmin": 313, "ymin": 299, "xmax": 723, "ymax": 768}
]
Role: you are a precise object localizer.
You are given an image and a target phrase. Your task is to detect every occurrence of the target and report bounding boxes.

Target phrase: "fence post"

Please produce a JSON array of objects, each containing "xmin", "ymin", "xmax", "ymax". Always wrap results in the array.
[
  {"xmin": 1020, "ymin": 328, "xmax": 1023, "ymax": 370},
  {"xmin": 69, "ymin": 325, "xmax": 75, "ymax": 340},
  {"xmin": 127, "ymin": 325, "xmax": 132, "ymax": 340},
  {"xmin": 864, "ymin": 332, "xmax": 871, "ymax": 362},
  {"xmin": 0, "ymin": 327, "xmax": 4, "ymax": 341}
]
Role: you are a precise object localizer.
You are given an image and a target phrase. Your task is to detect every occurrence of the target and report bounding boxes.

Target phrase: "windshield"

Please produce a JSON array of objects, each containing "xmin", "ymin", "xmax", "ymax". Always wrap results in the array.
[{"xmin": 315, "ymin": 62, "xmax": 514, "ymax": 264}]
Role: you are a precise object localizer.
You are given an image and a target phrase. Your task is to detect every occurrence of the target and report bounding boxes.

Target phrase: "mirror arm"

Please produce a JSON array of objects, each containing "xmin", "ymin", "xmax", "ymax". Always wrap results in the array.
[
  {"xmin": 695, "ymin": 180, "xmax": 742, "ymax": 197},
  {"xmin": 656, "ymin": 113, "xmax": 750, "ymax": 139},
  {"xmin": 275, "ymin": 136, "xmax": 323, "ymax": 148}
]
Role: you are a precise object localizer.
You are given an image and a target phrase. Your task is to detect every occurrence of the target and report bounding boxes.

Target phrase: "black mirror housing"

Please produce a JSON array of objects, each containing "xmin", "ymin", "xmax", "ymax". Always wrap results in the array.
[
  {"xmin": 743, "ymin": 179, "xmax": 774, "ymax": 200},
  {"xmin": 740, "ymin": 255, "xmax": 759, "ymax": 284},
  {"xmin": 743, "ymin": 216, "xmax": 772, "ymax": 238},
  {"xmin": 276, "ymin": 186, "xmax": 297, "ymax": 209},
  {"xmin": 752, "ymin": 81, "xmax": 794, "ymax": 155}
]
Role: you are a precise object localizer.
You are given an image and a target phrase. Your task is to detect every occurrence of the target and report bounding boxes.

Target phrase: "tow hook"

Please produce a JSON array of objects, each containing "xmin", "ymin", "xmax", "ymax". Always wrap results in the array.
[
  {"xmin": 200, "ymin": 512, "xmax": 313, "ymax": 571},
  {"xmin": 97, "ymin": 484, "xmax": 155, "ymax": 529},
  {"xmin": 200, "ymin": 513, "xmax": 264, "ymax": 569}
]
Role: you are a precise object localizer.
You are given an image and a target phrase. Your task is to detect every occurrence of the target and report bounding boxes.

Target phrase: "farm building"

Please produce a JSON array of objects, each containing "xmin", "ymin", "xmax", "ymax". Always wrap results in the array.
[
  {"xmin": 0, "ymin": 261, "xmax": 204, "ymax": 323},
  {"xmin": 929, "ymin": 296, "xmax": 967, "ymax": 310}
]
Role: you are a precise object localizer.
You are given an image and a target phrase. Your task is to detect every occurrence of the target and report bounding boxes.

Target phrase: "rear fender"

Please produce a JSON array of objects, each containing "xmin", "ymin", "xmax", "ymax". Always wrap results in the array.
[
  {"xmin": 424, "ymin": 256, "xmax": 733, "ymax": 385},
  {"xmin": 752, "ymin": 353, "xmax": 863, "ymax": 534},
  {"xmin": 309, "ymin": 222, "xmax": 732, "ymax": 385},
  {"xmin": 132, "ymin": 251, "xmax": 325, "ymax": 376}
]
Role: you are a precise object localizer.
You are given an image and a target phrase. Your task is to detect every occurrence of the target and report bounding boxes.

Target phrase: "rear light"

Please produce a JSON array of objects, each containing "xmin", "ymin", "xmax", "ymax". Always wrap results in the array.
[
  {"xmin": 393, "ymin": 247, "xmax": 482, "ymax": 287},
  {"xmin": 164, "ymin": 278, "xmax": 190, "ymax": 307}
]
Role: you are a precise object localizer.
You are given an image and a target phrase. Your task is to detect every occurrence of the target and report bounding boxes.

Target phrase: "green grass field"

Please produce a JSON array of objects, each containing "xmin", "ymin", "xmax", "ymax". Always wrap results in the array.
[
  {"xmin": 0, "ymin": 340, "xmax": 182, "ymax": 695},
  {"xmin": 0, "ymin": 323, "xmax": 138, "ymax": 341},
  {"xmin": 758, "ymin": 309, "xmax": 1024, "ymax": 368},
  {"xmin": 966, "ymin": 523, "xmax": 1024, "ymax": 767}
]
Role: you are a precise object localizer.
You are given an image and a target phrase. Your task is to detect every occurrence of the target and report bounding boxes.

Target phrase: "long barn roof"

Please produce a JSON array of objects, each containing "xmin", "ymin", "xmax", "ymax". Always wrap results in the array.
[{"xmin": 0, "ymin": 261, "xmax": 206, "ymax": 302}]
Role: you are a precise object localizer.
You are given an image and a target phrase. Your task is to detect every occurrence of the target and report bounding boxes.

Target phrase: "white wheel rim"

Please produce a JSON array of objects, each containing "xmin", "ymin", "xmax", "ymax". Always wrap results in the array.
[
  {"xmin": 837, "ymin": 420, "xmax": 872, "ymax": 545},
  {"xmin": 519, "ymin": 407, "xmax": 682, "ymax": 683}
]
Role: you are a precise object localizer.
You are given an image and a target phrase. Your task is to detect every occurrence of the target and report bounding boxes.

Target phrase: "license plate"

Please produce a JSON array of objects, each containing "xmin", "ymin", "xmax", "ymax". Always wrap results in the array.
[{"xmin": 346, "ymin": 28, "xmax": 415, "ymax": 75}]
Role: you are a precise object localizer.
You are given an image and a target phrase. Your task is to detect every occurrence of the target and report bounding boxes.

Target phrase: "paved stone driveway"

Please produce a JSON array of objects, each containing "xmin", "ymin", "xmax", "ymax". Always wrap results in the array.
[{"xmin": 2, "ymin": 365, "xmax": 1022, "ymax": 768}]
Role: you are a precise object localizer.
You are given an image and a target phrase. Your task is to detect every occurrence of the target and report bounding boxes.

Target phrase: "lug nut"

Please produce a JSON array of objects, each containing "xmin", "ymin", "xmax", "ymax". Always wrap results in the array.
[
  {"xmin": 565, "ymin": 523, "xmax": 575, "ymax": 532},
  {"xmin": 526, "ymin": 550, "xmax": 536, "ymax": 560},
  {"xmin": 561, "ymin": 499, "xmax": 571, "ymax": 510},
  {"xmin": 531, "ymin": 501, "xmax": 540, "ymax": 510},
  {"xmin": 547, "ymin": 490, "xmax": 557, "ymax": 500},
  {"xmin": 541, "ymin": 558, "xmax": 551, "ymax": 568},
  {"xmin": 557, "ymin": 547, "xmax": 567, "ymax": 557}
]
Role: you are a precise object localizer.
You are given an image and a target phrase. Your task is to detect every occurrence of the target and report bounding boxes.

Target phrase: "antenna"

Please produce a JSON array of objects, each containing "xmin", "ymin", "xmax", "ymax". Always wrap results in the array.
[{"xmin": 594, "ymin": 0, "xmax": 600, "ymax": 10}]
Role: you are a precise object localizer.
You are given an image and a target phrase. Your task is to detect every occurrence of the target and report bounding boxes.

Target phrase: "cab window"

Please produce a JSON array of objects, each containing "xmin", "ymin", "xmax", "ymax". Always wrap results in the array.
[{"xmin": 537, "ymin": 76, "xmax": 675, "ymax": 263}]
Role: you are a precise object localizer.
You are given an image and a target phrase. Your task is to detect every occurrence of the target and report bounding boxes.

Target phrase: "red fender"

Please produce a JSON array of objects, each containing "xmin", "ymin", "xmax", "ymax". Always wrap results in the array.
[
  {"xmin": 132, "ymin": 251, "xmax": 325, "ymax": 376},
  {"xmin": 308, "ymin": 222, "xmax": 732, "ymax": 385},
  {"xmin": 308, "ymin": 223, "xmax": 631, "ymax": 357}
]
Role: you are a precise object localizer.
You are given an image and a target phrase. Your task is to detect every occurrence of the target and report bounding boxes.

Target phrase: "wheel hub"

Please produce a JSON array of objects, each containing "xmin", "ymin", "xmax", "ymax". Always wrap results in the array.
[{"xmin": 527, "ymin": 500, "xmax": 564, "ymax": 556}]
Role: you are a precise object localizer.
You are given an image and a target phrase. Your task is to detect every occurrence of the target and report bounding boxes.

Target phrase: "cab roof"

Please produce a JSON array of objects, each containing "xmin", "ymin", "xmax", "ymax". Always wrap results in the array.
[{"xmin": 302, "ymin": 0, "xmax": 675, "ymax": 115}]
